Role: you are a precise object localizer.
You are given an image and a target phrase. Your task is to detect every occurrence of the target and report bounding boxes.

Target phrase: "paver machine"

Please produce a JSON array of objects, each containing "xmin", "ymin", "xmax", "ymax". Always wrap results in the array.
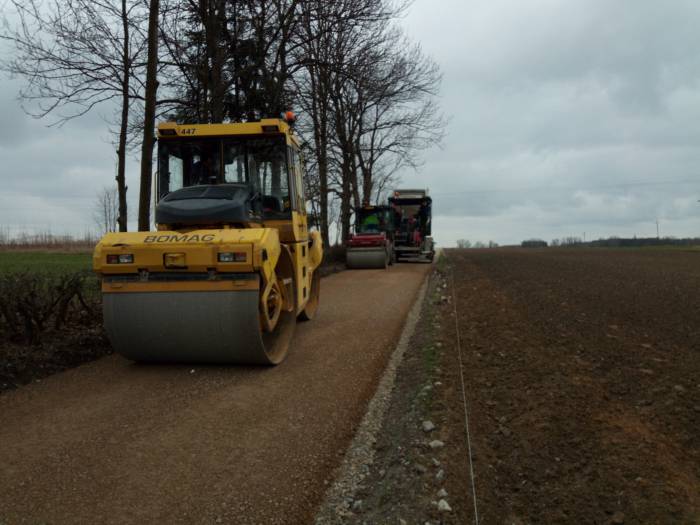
[
  {"xmin": 345, "ymin": 205, "xmax": 395, "ymax": 269},
  {"xmin": 93, "ymin": 116, "xmax": 323, "ymax": 365},
  {"xmin": 389, "ymin": 189, "xmax": 435, "ymax": 262}
]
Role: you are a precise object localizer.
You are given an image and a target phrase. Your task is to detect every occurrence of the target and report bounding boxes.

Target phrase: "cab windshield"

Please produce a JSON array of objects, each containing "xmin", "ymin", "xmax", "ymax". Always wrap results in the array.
[
  {"xmin": 158, "ymin": 136, "xmax": 290, "ymax": 213},
  {"xmin": 357, "ymin": 208, "xmax": 391, "ymax": 233}
]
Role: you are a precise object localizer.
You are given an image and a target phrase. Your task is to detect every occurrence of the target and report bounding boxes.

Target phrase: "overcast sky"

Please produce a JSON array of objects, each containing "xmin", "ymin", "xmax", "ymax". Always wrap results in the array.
[{"xmin": 2, "ymin": 0, "xmax": 700, "ymax": 246}]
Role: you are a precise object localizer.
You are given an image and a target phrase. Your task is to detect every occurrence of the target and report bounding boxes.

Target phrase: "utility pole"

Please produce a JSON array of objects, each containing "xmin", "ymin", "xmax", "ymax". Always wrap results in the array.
[{"xmin": 656, "ymin": 219, "xmax": 660, "ymax": 239}]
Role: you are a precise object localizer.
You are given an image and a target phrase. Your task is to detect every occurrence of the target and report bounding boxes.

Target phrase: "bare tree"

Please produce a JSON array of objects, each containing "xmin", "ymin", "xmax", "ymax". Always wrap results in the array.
[
  {"xmin": 1, "ymin": 0, "xmax": 147, "ymax": 232},
  {"xmin": 156, "ymin": 0, "xmax": 303, "ymax": 123},
  {"xmin": 456, "ymin": 239, "xmax": 471, "ymax": 248},
  {"xmin": 315, "ymin": 7, "xmax": 444, "ymax": 241},
  {"xmin": 294, "ymin": 0, "xmax": 399, "ymax": 246},
  {"xmin": 138, "ymin": 0, "xmax": 159, "ymax": 231},
  {"xmin": 286, "ymin": 1, "xmax": 442, "ymax": 244},
  {"xmin": 353, "ymin": 33, "xmax": 445, "ymax": 206},
  {"xmin": 93, "ymin": 186, "xmax": 119, "ymax": 235}
]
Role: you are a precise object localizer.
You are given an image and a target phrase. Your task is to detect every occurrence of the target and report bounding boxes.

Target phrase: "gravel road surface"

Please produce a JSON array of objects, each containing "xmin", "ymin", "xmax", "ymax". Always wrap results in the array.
[{"xmin": 0, "ymin": 262, "xmax": 430, "ymax": 524}]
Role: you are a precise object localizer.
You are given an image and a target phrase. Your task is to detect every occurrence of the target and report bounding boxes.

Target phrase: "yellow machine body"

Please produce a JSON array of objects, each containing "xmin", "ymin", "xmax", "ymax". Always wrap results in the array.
[{"xmin": 93, "ymin": 119, "xmax": 323, "ymax": 364}]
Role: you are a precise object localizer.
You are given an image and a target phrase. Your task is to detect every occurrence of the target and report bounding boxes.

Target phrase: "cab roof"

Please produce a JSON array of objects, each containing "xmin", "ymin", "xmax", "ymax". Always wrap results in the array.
[
  {"xmin": 389, "ymin": 189, "xmax": 432, "ymax": 204},
  {"xmin": 157, "ymin": 119, "xmax": 300, "ymax": 147}
]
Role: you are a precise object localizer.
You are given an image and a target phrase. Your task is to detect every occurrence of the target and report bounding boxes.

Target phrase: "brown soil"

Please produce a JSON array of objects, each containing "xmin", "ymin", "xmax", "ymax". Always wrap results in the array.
[
  {"xmin": 0, "ymin": 329, "xmax": 110, "ymax": 393},
  {"xmin": 346, "ymin": 248, "xmax": 700, "ymax": 525},
  {"xmin": 0, "ymin": 262, "xmax": 430, "ymax": 524}
]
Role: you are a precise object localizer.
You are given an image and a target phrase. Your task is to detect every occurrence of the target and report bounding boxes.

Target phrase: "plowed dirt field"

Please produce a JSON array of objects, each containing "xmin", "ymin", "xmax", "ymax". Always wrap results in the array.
[{"xmin": 437, "ymin": 248, "xmax": 700, "ymax": 524}]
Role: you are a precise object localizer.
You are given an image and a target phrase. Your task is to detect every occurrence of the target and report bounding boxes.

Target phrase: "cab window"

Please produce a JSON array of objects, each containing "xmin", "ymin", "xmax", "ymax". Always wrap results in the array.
[
  {"xmin": 158, "ymin": 135, "xmax": 292, "ymax": 219},
  {"xmin": 249, "ymin": 139, "xmax": 290, "ymax": 216},
  {"xmin": 223, "ymin": 142, "xmax": 247, "ymax": 184}
]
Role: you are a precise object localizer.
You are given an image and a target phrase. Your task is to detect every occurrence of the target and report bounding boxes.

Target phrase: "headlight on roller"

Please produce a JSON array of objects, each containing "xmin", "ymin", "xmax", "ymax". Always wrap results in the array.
[
  {"xmin": 218, "ymin": 252, "xmax": 247, "ymax": 263},
  {"xmin": 107, "ymin": 254, "xmax": 134, "ymax": 264}
]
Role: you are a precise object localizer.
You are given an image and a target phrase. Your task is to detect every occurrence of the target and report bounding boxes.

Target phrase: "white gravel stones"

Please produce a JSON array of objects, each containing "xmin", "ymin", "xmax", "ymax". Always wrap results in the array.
[
  {"xmin": 436, "ymin": 469, "xmax": 445, "ymax": 481},
  {"xmin": 422, "ymin": 420, "xmax": 435, "ymax": 432},
  {"xmin": 314, "ymin": 278, "xmax": 430, "ymax": 524},
  {"xmin": 428, "ymin": 440, "xmax": 445, "ymax": 449},
  {"xmin": 437, "ymin": 499, "xmax": 452, "ymax": 512},
  {"xmin": 437, "ymin": 488, "xmax": 448, "ymax": 498}
]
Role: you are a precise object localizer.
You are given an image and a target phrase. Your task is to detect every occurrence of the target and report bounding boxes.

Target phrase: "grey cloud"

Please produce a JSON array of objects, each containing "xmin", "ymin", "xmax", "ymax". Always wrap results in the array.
[
  {"xmin": 398, "ymin": 0, "xmax": 700, "ymax": 245},
  {"xmin": 1, "ymin": 1, "xmax": 699, "ymax": 246}
]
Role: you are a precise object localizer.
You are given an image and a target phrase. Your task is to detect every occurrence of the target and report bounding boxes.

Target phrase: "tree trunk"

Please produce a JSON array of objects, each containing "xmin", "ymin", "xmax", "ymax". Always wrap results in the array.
[
  {"xmin": 361, "ymin": 165, "xmax": 372, "ymax": 207},
  {"xmin": 116, "ymin": 0, "xmax": 130, "ymax": 232},
  {"xmin": 340, "ymin": 159, "xmax": 352, "ymax": 243},
  {"xmin": 350, "ymin": 146, "xmax": 361, "ymax": 212},
  {"xmin": 205, "ymin": 0, "xmax": 226, "ymax": 122},
  {"xmin": 317, "ymin": 144, "xmax": 330, "ymax": 247},
  {"xmin": 309, "ymin": 65, "xmax": 330, "ymax": 248},
  {"xmin": 138, "ymin": 0, "xmax": 160, "ymax": 231}
]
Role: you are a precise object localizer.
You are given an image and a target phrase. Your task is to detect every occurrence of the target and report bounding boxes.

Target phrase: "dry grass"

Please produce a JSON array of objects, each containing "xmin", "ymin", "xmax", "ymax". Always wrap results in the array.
[{"xmin": 0, "ymin": 229, "xmax": 96, "ymax": 253}]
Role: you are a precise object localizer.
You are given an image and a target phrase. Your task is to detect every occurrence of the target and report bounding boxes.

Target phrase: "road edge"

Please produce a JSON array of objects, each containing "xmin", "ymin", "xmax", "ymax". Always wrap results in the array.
[{"xmin": 314, "ymin": 263, "xmax": 432, "ymax": 523}]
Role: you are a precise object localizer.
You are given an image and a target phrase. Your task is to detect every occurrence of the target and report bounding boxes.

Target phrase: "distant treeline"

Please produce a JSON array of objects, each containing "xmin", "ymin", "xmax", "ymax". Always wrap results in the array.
[
  {"xmin": 587, "ymin": 237, "xmax": 700, "ymax": 248},
  {"xmin": 521, "ymin": 239, "xmax": 548, "ymax": 248},
  {"xmin": 523, "ymin": 236, "xmax": 700, "ymax": 248},
  {"xmin": 0, "ymin": 228, "xmax": 96, "ymax": 251},
  {"xmin": 456, "ymin": 239, "xmax": 499, "ymax": 249}
]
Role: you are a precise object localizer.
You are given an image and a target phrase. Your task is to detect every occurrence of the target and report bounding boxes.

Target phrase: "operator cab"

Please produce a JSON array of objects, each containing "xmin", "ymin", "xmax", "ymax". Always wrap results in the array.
[
  {"xmin": 389, "ymin": 190, "xmax": 434, "ymax": 261},
  {"xmin": 355, "ymin": 206, "xmax": 394, "ymax": 236},
  {"xmin": 389, "ymin": 194, "xmax": 431, "ymax": 244},
  {"xmin": 155, "ymin": 120, "xmax": 306, "ymax": 228}
]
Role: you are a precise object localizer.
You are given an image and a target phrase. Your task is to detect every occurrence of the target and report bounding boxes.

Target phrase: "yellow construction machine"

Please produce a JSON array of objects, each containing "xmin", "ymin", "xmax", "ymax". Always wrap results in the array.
[{"xmin": 93, "ymin": 117, "xmax": 323, "ymax": 364}]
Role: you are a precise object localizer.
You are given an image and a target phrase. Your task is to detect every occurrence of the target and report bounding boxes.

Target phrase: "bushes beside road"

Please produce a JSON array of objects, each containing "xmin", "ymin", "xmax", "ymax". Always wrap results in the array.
[
  {"xmin": 0, "ymin": 265, "xmax": 109, "ymax": 393},
  {"xmin": 0, "ymin": 271, "xmax": 100, "ymax": 344}
]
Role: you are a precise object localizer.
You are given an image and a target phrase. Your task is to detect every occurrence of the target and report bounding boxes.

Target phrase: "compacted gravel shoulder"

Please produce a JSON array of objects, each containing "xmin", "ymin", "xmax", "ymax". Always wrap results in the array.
[{"xmin": 336, "ymin": 260, "xmax": 473, "ymax": 525}]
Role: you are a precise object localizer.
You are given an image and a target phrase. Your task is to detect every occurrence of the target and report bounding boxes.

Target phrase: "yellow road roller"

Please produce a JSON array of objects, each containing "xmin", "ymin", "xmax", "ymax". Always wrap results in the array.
[{"xmin": 93, "ymin": 117, "xmax": 323, "ymax": 364}]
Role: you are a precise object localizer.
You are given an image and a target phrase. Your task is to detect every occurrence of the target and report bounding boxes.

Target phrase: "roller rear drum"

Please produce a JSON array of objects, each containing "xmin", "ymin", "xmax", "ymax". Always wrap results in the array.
[{"xmin": 346, "ymin": 248, "xmax": 388, "ymax": 269}]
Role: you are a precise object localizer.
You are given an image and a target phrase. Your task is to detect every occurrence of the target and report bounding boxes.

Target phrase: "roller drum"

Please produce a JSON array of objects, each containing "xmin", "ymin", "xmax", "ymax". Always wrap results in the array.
[
  {"xmin": 346, "ymin": 248, "xmax": 388, "ymax": 269},
  {"xmin": 103, "ymin": 290, "xmax": 295, "ymax": 365}
]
